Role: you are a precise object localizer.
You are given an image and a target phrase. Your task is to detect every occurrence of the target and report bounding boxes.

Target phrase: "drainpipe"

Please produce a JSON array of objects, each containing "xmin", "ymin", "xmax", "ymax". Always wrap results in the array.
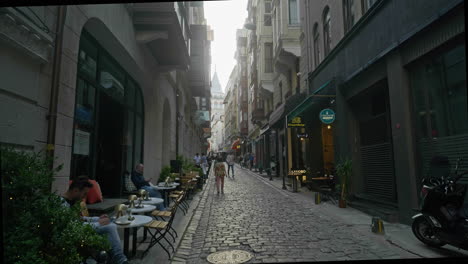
[{"xmin": 46, "ymin": 6, "xmax": 67, "ymax": 169}]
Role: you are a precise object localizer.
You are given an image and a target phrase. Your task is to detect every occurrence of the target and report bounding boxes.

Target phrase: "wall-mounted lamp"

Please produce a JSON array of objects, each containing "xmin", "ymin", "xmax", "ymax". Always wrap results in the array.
[{"xmin": 327, "ymin": 125, "xmax": 332, "ymax": 130}]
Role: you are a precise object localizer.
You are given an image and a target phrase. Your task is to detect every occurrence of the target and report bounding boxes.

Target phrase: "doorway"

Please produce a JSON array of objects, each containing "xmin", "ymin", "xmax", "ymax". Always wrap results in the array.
[{"xmin": 95, "ymin": 93, "xmax": 124, "ymax": 197}]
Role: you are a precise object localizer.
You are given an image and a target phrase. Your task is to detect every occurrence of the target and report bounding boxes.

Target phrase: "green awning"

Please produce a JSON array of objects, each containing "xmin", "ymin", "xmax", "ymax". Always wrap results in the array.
[{"xmin": 286, "ymin": 79, "xmax": 336, "ymax": 122}]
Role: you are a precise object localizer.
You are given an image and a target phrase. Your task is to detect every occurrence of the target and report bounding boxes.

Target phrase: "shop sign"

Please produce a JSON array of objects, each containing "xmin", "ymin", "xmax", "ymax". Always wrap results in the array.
[
  {"xmin": 319, "ymin": 109, "xmax": 335, "ymax": 124},
  {"xmin": 297, "ymin": 133, "xmax": 308, "ymax": 139},
  {"xmin": 288, "ymin": 169, "xmax": 306, "ymax": 176},
  {"xmin": 288, "ymin": 116, "xmax": 305, "ymax": 127}
]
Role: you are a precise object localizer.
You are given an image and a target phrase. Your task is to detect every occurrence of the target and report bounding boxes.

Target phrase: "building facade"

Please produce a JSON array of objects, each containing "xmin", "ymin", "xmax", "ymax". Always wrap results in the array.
[
  {"xmin": 0, "ymin": 3, "xmax": 212, "ymax": 197},
  {"xmin": 295, "ymin": 0, "xmax": 466, "ymax": 224}
]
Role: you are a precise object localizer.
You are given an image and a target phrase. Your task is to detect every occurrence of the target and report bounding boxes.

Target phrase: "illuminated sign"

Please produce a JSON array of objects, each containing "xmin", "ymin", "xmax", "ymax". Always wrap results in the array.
[
  {"xmin": 297, "ymin": 133, "xmax": 308, "ymax": 138},
  {"xmin": 319, "ymin": 109, "xmax": 335, "ymax": 124},
  {"xmin": 288, "ymin": 169, "xmax": 307, "ymax": 176},
  {"xmin": 288, "ymin": 116, "xmax": 305, "ymax": 127}
]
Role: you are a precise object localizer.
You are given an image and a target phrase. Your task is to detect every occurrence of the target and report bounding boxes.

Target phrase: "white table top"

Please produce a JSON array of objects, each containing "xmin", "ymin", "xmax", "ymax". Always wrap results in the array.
[
  {"xmin": 114, "ymin": 215, "xmax": 152, "ymax": 229},
  {"xmin": 141, "ymin": 197, "xmax": 164, "ymax": 205},
  {"xmin": 152, "ymin": 185, "xmax": 177, "ymax": 190},
  {"xmin": 128, "ymin": 204, "xmax": 156, "ymax": 214}
]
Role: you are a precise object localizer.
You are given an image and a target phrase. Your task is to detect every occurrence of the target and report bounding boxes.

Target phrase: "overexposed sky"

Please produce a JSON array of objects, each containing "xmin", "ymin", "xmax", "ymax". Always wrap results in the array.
[{"xmin": 205, "ymin": 0, "xmax": 248, "ymax": 92}]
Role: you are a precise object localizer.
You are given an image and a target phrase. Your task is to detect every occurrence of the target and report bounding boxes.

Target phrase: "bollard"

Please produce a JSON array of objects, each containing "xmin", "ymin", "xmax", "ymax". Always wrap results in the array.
[
  {"xmin": 371, "ymin": 217, "xmax": 385, "ymax": 234},
  {"xmin": 315, "ymin": 192, "xmax": 321, "ymax": 204}
]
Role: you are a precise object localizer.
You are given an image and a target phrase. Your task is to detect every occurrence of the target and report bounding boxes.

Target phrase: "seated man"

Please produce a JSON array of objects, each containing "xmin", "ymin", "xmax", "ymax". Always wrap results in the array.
[
  {"xmin": 131, "ymin": 164, "xmax": 165, "ymax": 210},
  {"xmin": 61, "ymin": 176, "xmax": 128, "ymax": 264}
]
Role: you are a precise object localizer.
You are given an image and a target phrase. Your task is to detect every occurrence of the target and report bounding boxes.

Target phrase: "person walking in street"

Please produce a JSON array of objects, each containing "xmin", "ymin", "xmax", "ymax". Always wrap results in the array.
[
  {"xmin": 249, "ymin": 153, "xmax": 254, "ymax": 170},
  {"xmin": 226, "ymin": 152, "xmax": 235, "ymax": 178},
  {"xmin": 214, "ymin": 155, "xmax": 226, "ymax": 194},
  {"xmin": 201, "ymin": 153, "xmax": 208, "ymax": 179},
  {"xmin": 62, "ymin": 176, "xmax": 128, "ymax": 264},
  {"xmin": 193, "ymin": 153, "xmax": 201, "ymax": 168},
  {"xmin": 131, "ymin": 164, "xmax": 165, "ymax": 211}
]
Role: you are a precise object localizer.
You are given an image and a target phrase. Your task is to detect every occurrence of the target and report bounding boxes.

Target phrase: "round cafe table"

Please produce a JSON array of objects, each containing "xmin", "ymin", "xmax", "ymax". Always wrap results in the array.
[
  {"xmin": 152, "ymin": 185, "xmax": 177, "ymax": 207},
  {"xmin": 114, "ymin": 215, "xmax": 152, "ymax": 258},
  {"xmin": 128, "ymin": 204, "xmax": 156, "ymax": 214},
  {"xmin": 140, "ymin": 197, "xmax": 164, "ymax": 205}
]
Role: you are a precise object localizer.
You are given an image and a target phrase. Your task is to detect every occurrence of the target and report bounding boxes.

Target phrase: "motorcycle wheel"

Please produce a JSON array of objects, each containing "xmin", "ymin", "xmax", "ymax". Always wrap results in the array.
[{"xmin": 412, "ymin": 216, "xmax": 446, "ymax": 248}]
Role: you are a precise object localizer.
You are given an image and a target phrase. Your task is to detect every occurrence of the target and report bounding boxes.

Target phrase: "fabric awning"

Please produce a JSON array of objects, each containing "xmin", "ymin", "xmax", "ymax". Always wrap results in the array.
[
  {"xmin": 231, "ymin": 139, "xmax": 241, "ymax": 150},
  {"xmin": 286, "ymin": 79, "xmax": 336, "ymax": 122}
]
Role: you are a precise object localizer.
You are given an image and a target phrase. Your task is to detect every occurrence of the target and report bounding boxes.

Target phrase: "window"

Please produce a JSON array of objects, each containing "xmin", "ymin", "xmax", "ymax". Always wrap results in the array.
[
  {"xmin": 343, "ymin": 0, "xmax": 355, "ymax": 33},
  {"xmin": 323, "ymin": 7, "xmax": 332, "ymax": 57},
  {"xmin": 264, "ymin": 1, "xmax": 272, "ymax": 26},
  {"xmin": 313, "ymin": 23, "xmax": 320, "ymax": 67},
  {"xmin": 264, "ymin": 42, "xmax": 273, "ymax": 73},
  {"xmin": 409, "ymin": 43, "xmax": 467, "ymax": 138},
  {"xmin": 361, "ymin": 0, "xmax": 378, "ymax": 13},
  {"xmin": 288, "ymin": 0, "xmax": 299, "ymax": 25}
]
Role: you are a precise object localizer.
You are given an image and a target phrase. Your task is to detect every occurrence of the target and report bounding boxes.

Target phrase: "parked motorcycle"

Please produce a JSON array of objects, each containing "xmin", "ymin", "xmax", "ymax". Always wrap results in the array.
[{"xmin": 412, "ymin": 157, "xmax": 468, "ymax": 250}]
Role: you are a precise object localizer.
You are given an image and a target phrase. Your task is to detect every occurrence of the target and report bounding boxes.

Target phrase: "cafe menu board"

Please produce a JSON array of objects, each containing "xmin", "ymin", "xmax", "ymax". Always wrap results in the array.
[{"xmin": 73, "ymin": 129, "xmax": 90, "ymax": 155}]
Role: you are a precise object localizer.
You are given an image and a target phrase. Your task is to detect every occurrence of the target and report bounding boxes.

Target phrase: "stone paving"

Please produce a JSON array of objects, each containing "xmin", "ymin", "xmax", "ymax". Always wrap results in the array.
[{"xmin": 171, "ymin": 164, "xmax": 434, "ymax": 263}]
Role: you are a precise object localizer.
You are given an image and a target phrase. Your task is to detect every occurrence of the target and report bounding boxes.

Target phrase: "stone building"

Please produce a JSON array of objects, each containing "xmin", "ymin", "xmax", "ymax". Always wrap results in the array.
[
  {"xmin": 295, "ymin": 0, "xmax": 466, "ymax": 223},
  {"xmin": 0, "ymin": 3, "xmax": 212, "ymax": 197}
]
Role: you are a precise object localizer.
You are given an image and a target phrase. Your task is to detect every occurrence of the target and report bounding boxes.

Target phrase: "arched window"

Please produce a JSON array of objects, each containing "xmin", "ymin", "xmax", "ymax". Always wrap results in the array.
[
  {"xmin": 313, "ymin": 23, "xmax": 320, "ymax": 68},
  {"xmin": 323, "ymin": 6, "xmax": 331, "ymax": 56}
]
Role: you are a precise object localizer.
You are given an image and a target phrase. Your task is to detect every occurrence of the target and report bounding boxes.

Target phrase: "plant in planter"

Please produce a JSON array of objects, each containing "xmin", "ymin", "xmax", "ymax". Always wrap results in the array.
[
  {"xmin": 336, "ymin": 157, "xmax": 353, "ymax": 208},
  {"xmin": 1, "ymin": 147, "xmax": 110, "ymax": 264},
  {"xmin": 159, "ymin": 165, "xmax": 172, "ymax": 183}
]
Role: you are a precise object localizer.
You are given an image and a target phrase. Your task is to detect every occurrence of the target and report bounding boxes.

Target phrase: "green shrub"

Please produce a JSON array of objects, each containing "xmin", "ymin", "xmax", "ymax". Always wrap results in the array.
[
  {"xmin": 159, "ymin": 165, "xmax": 172, "ymax": 183},
  {"xmin": 1, "ymin": 147, "xmax": 110, "ymax": 264}
]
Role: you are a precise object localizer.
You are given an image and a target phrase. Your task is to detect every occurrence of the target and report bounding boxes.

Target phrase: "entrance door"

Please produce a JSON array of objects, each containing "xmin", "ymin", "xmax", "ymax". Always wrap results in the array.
[
  {"xmin": 358, "ymin": 87, "xmax": 397, "ymax": 202},
  {"xmin": 96, "ymin": 93, "xmax": 124, "ymax": 197},
  {"xmin": 321, "ymin": 124, "xmax": 335, "ymax": 173}
]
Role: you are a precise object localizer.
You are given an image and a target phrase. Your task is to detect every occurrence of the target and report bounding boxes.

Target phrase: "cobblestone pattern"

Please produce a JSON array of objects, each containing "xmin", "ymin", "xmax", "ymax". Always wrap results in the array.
[{"xmin": 173, "ymin": 165, "xmax": 420, "ymax": 263}]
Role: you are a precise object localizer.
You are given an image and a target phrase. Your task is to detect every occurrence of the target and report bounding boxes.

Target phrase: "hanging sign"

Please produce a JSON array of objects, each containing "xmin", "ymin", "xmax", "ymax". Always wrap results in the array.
[
  {"xmin": 319, "ymin": 109, "xmax": 335, "ymax": 124},
  {"xmin": 288, "ymin": 116, "xmax": 305, "ymax": 127}
]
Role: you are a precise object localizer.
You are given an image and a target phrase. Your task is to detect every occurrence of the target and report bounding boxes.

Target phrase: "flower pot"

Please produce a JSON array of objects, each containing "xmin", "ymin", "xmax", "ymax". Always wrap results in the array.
[{"xmin": 339, "ymin": 199, "xmax": 347, "ymax": 208}]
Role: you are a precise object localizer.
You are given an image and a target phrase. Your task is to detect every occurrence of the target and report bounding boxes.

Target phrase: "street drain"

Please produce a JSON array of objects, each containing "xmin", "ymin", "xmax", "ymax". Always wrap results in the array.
[{"xmin": 206, "ymin": 250, "xmax": 253, "ymax": 264}]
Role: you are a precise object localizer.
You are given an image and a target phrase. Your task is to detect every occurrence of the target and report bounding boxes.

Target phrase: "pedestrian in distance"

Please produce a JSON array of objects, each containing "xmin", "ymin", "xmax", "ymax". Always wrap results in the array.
[
  {"xmin": 214, "ymin": 155, "xmax": 226, "ymax": 194},
  {"xmin": 201, "ymin": 153, "xmax": 208, "ymax": 179},
  {"xmin": 193, "ymin": 153, "xmax": 201, "ymax": 168},
  {"xmin": 226, "ymin": 152, "xmax": 235, "ymax": 178}
]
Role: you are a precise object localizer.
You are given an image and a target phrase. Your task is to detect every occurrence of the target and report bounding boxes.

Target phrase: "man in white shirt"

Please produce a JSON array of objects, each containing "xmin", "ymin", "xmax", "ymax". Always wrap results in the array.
[{"xmin": 226, "ymin": 153, "xmax": 235, "ymax": 178}]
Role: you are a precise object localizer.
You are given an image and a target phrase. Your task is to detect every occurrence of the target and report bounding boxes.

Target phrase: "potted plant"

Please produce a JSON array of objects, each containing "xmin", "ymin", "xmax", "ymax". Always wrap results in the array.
[
  {"xmin": 159, "ymin": 165, "xmax": 172, "ymax": 184},
  {"xmin": 336, "ymin": 157, "xmax": 352, "ymax": 208}
]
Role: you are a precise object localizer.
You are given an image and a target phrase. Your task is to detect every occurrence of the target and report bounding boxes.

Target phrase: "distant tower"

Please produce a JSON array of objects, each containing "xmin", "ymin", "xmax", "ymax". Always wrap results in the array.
[{"xmin": 210, "ymin": 69, "xmax": 225, "ymax": 152}]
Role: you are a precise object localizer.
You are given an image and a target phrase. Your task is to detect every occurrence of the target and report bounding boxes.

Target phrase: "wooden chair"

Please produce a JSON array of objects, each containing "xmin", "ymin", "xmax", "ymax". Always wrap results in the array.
[
  {"xmin": 150, "ymin": 194, "xmax": 184, "ymax": 241},
  {"xmin": 143, "ymin": 198, "xmax": 180, "ymax": 260}
]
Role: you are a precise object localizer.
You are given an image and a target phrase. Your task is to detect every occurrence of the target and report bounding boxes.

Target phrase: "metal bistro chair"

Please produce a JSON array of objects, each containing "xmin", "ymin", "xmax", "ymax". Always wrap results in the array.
[
  {"xmin": 150, "ymin": 194, "xmax": 185, "ymax": 242},
  {"xmin": 143, "ymin": 197, "xmax": 180, "ymax": 260},
  {"xmin": 169, "ymin": 189, "xmax": 189, "ymax": 215}
]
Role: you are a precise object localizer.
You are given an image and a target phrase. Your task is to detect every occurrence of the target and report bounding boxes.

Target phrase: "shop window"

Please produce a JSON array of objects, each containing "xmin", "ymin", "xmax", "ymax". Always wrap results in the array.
[
  {"xmin": 134, "ymin": 115, "xmax": 143, "ymax": 165},
  {"xmin": 78, "ymin": 34, "xmax": 97, "ymax": 80},
  {"xmin": 410, "ymin": 43, "xmax": 467, "ymax": 138},
  {"xmin": 99, "ymin": 54, "xmax": 125, "ymax": 101}
]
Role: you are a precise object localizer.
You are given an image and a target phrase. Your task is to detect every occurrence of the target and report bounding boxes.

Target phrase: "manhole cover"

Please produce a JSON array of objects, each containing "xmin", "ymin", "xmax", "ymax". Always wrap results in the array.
[{"xmin": 206, "ymin": 250, "xmax": 253, "ymax": 264}]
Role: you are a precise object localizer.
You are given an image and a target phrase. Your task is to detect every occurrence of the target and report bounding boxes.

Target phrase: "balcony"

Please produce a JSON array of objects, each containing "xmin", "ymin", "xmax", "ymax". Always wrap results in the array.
[{"xmin": 133, "ymin": 3, "xmax": 190, "ymax": 71}]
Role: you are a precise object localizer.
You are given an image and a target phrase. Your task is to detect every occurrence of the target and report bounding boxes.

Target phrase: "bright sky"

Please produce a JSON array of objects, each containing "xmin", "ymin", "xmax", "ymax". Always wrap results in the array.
[{"xmin": 204, "ymin": 0, "xmax": 249, "ymax": 92}]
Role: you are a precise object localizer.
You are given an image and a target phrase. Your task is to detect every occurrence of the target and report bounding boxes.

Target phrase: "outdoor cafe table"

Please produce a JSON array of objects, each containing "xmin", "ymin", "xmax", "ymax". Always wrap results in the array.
[
  {"xmin": 129, "ymin": 204, "xmax": 156, "ymax": 214},
  {"xmin": 114, "ymin": 215, "xmax": 152, "ymax": 258},
  {"xmin": 152, "ymin": 185, "xmax": 177, "ymax": 208},
  {"xmin": 140, "ymin": 197, "xmax": 164, "ymax": 205}
]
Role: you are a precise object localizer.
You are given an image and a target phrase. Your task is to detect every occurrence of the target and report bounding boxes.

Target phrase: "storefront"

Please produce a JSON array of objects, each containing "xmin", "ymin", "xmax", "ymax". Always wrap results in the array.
[
  {"xmin": 71, "ymin": 31, "xmax": 145, "ymax": 197},
  {"xmin": 407, "ymin": 36, "xmax": 468, "ymax": 183},
  {"xmin": 286, "ymin": 80, "xmax": 336, "ymax": 188}
]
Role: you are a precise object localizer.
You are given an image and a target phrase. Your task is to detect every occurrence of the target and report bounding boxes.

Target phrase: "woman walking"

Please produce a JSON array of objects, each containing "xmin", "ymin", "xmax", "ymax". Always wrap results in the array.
[{"xmin": 214, "ymin": 155, "xmax": 226, "ymax": 194}]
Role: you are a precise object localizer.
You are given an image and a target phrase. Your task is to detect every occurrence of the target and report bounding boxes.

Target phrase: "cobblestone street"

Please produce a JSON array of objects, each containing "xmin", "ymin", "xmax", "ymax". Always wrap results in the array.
[{"xmin": 171, "ymin": 165, "xmax": 435, "ymax": 263}]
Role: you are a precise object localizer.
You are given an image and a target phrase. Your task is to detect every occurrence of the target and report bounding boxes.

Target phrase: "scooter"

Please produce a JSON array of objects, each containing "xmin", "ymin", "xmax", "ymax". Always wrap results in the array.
[{"xmin": 412, "ymin": 157, "xmax": 468, "ymax": 250}]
